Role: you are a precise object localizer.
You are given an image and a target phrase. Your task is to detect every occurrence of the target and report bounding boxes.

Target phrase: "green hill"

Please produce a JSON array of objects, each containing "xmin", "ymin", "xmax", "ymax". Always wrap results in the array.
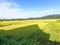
[
  {"xmin": 40, "ymin": 14, "xmax": 60, "ymax": 19},
  {"xmin": 26, "ymin": 14, "xmax": 60, "ymax": 20}
]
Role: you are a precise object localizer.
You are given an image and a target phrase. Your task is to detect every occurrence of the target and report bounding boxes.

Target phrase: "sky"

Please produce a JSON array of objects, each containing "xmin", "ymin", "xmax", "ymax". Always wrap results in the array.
[{"xmin": 0, "ymin": 0, "xmax": 60, "ymax": 19}]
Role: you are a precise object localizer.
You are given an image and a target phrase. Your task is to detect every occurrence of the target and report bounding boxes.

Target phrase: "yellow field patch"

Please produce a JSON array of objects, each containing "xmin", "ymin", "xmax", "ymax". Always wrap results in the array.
[{"xmin": 0, "ymin": 23, "xmax": 35, "ymax": 30}]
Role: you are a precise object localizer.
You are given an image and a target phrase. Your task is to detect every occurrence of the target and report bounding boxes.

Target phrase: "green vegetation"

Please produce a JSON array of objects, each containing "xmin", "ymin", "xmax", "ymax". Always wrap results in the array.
[{"xmin": 0, "ymin": 19, "xmax": 60, "ymax": 45}]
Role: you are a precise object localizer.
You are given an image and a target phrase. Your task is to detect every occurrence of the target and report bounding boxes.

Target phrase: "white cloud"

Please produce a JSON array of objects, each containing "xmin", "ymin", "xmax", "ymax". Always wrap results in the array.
[{"xmin": 0, "ymin": 0, "xmax": 59, "ymax": 19}]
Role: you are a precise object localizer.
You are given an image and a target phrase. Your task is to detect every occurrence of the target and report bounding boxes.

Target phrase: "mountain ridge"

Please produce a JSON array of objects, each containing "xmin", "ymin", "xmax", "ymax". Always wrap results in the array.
[{"xmin": 0, "ymin": 14, "xmax": 60, "ymax": 21}]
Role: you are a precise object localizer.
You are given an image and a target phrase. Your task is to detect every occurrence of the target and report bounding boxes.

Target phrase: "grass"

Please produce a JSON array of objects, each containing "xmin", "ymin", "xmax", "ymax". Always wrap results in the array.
[{"xmin": 0, "ymin": 19, "xmax": 60, "ymax": 45}]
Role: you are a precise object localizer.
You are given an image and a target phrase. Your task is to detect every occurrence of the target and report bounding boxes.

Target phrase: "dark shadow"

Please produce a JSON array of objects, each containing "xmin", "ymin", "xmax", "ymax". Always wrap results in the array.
[{"xmin": 0, "ymin": 24, "xmax": 60, "ymax": 45}]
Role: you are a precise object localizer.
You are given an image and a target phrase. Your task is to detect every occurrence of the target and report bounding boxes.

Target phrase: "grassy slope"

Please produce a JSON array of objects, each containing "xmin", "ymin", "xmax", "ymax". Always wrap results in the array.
[{"xmin": 0, "ymin": 19, "xmax": 60, "ymax": 42}]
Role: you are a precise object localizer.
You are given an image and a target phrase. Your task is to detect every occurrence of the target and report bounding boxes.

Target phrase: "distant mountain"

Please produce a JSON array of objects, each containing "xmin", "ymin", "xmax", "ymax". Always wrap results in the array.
[
  {"xmin": 27, "ymin": 14, "xmax": 60, "ymax": 20},
  {"xmin": 0, "ymin": 14, "xmax": 60, "ymax": 21},
  {"xmin": 40, "ymin": 14, "xmax": 60, "ymax": 19}
]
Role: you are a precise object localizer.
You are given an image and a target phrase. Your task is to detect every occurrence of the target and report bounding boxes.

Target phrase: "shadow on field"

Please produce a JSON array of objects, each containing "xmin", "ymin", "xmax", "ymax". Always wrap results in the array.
[{"xmin": 0, "ymin": 24, "xmax": 60, "ymax": 45}]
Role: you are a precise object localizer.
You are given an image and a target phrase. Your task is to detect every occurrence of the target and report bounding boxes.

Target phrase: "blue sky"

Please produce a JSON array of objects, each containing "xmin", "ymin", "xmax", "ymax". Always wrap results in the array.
[
  {"xmin": 0, "ymin": 0, "xmax": 60, "ymax": 19},
  {"xmin": 14, "ymin": 0, "xmax": 60, "ymax": 9}
]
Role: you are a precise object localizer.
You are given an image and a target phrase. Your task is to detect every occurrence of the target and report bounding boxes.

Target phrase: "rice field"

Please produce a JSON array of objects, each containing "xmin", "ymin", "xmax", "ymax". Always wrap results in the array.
[{"xmin": 0, "ymin": 19, "xmax": 60, "ymax": 45}]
